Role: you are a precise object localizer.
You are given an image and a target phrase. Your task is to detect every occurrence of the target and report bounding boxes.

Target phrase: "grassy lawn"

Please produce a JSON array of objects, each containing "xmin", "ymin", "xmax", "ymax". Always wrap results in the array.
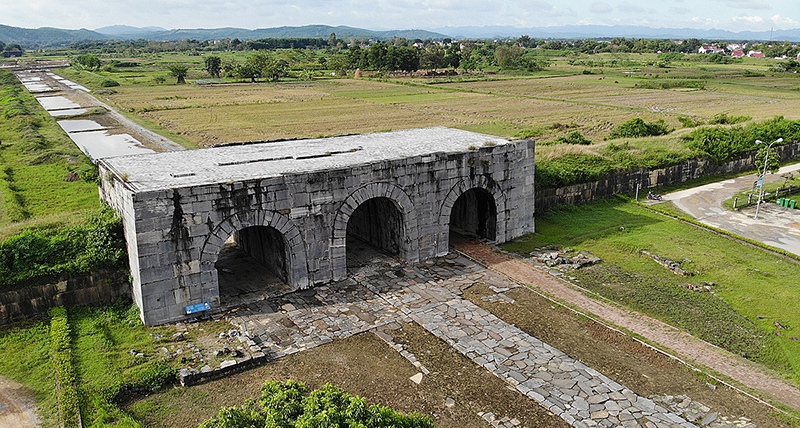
[{"xmin": 504, "ymin": 198, "xmax": 800, "ymax": 383}]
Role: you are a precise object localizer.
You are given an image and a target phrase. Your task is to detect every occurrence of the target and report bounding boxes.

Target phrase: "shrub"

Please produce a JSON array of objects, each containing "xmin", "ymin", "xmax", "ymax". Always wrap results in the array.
[
  {"xmin": 0, "ymin": 206, "xmax": 125, "ymax": 287},
  {"xmin": 200, "ymin": 380, "xmax": 433, "ymax": 428},
  {"xmin": 536, "ymin": 153, "xmax": 618, "ymax": 188},
  {"xmin": 609, "ymin": 118, "xmax": 672, "ymax": 139},
  {"xmin": 100, "ymin": 79, "xmax": 120, "ymax": 88},
  {"xmin": 553, "ymin": 131, "xmax": 592, "ymax": 145},
  {"xmin": 684, "ymin": 116, "xmax": 800, "ymax": 163},
  {"xmin": 709, "ymin": 113, "xmax": 751, "ymax": 125},
  {"xmin": 678, "ymin": 116, "xmax": 705, "ymax": 128}
]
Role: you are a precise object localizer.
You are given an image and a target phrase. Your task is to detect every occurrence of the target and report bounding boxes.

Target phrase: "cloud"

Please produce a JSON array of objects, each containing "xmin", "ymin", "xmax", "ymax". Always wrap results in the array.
[
  {"xmin": 668, "ymin": 7, "xmax": 692, "ymax": 15},
  {"xmin": 590, "ymin": 2, "xmax": 612, "ymax": 13},
  {"xmin": 618, "ymin": 2, "xmax": 647, "ymax": 14},
  {"xmin": 718, "ymin": 0, "xmax": 771, "ymax": 10},
  {"xmin": 771, "ymin": 14, "xmax": 800, "ymax": 27},
  {"xmin": 732, "ymin": 15, "xmax": 765, "ymax": 24}
]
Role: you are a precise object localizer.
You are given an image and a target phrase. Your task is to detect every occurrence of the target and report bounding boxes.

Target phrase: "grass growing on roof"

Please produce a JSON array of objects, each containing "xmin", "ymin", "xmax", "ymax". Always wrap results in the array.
[{"xmin": 504, "ymin": 198, "xmax": 800, "ymax": 382}]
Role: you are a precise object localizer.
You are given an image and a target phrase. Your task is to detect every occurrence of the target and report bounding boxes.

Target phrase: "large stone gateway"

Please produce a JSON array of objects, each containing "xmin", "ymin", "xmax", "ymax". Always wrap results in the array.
[{"xmin": 99, "ymin": 127, "xmax": 535, "ymax": 325}]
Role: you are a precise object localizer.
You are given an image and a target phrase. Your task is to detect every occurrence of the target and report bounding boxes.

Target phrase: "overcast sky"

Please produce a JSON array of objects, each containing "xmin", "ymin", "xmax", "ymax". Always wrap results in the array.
[{"xmin": 1, "ymin": 0, "xmax": 798, "ymax": 33}]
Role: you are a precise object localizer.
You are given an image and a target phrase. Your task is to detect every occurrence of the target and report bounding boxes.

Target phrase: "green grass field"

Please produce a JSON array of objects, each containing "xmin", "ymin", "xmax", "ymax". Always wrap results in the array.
[
  {"xmin": 504, "ymin": 197, "xmax": 800, "ymax": 384},
  {"xmin": 0, "ymin": 70, "xmax": 101, "ymax": 239}
]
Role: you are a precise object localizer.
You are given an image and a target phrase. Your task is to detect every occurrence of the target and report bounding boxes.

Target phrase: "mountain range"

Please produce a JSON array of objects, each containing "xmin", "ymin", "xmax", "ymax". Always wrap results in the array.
[{"xmin": 2, "ymin": 23, "xmax": 799, "ymax": 48}]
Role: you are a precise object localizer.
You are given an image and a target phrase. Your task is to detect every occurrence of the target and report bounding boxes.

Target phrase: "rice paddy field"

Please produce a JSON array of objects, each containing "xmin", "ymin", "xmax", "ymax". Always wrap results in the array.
[{"xmin": 56, "ymin": 53, "xmax": 800, "ymax": 161}]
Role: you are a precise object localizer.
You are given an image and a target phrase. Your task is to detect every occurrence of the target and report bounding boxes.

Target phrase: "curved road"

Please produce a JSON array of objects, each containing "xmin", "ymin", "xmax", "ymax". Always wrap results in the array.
[{"xmin": 666, "ymin": 163, "xmax": 800, "ymax": 256}]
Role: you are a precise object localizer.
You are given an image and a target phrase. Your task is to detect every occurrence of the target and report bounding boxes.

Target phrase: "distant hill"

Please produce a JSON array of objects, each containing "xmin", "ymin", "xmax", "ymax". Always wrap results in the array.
[
  {"xmin": 0, "ymin": 24, "xmax": 448, "ymax": 47},
  {"xmin": 95, "ymin": 25, "xmax": 167, "ymax": 37},
  {"xmin": 435, "ymin": 24, "xmax": 800, "ymax": 42},
  {"xmin": 0, "ymin": 24, "xmax": 108, "ymax": 47},
  {"xmin": 130, "ymin": 25, "xmax": 448, "ymax": 42},
  {"xmin": 3, "ymin": 23, "xmax": 800, "ymax": 48}
]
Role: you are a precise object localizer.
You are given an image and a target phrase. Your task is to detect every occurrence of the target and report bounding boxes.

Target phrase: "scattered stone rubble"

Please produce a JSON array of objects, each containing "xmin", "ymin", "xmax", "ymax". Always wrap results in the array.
[
  {"xmin": 640, "ymin": 250, "xmax": 692, "ymax": 276},
  {"xmin": 528, "ymin": 247, "xmax": 602, "ymax": 270},
  {"xmin": 650, "ymin": 395, "xmax": 755, "ymax": 428}
]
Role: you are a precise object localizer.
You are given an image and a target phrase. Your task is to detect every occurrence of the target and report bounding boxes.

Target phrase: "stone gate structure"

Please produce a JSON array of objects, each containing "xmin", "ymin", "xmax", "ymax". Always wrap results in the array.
[{"xmin": 99, "ymin": 127, "xmax": 535, "ymax": 325}]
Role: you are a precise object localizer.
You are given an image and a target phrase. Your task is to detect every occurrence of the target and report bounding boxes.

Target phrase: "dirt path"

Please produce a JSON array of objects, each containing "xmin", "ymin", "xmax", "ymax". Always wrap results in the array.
[
  {"xmin": 0, "ymin": 377, "xmax": 39, "ymax": 427},
  {"xmin": 455, "ymin": 239, "xmax": 800, "ymax": 412}
]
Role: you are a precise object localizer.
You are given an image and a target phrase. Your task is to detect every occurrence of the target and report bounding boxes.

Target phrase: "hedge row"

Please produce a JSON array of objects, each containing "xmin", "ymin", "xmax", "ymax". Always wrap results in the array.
[{"xmin": 50, "ymin": 307, "xmax": 81, "ymax": 427}]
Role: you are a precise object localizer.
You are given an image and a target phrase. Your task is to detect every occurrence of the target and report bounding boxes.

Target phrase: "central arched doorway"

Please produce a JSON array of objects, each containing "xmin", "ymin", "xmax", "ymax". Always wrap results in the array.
[
  {"xmin": 449, "ymin": 187, "xmax": 497, "ymax": 243},
  {"xmin": 216, "ymin": 225, "xmax": 294, "ymax": 306},
  {"xmin": 346, "ymin": 196, "xmax": 405, "ymax": 269}
]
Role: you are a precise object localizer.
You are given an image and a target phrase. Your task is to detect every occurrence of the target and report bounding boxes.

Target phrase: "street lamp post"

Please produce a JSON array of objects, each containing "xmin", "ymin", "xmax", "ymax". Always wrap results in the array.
[{"xmin": 754, "ymin": 137, "xmax": 784, "ymax": 219}]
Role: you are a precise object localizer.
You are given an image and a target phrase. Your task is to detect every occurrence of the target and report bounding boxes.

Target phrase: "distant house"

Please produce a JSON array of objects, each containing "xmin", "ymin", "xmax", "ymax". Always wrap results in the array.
[
  {"xmin": 698, "ymin": 45, "xmax": 724, "ymax": 54},
  {"xmin": 731, "ymin": 50, "xmax": 745, "ymax": 58},
  {"xmin": 748, "ymin": 50, "xmax": 765, "ymax": 58},
  {"xmin": 1, "ymin": 50, "xmax": 23, "ymax": 58}
]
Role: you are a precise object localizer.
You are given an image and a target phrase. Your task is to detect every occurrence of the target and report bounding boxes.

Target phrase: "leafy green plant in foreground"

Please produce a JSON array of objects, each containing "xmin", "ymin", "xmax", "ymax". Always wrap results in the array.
[{"xmin": 200, "ymin": 380, "xmax": 433, "ymax": 428}]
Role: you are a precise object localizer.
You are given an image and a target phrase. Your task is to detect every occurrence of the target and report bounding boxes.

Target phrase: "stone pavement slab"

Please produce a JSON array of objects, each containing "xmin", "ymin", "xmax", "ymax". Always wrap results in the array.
[{"xmin": 214, "ymin": 254, "xmax": 712, "ymax": 427}]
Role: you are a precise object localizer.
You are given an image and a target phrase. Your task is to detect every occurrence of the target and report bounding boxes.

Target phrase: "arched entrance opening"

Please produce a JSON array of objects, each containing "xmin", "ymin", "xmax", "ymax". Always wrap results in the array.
[
  {"xmin": 346, "ymin": 197, "xmax": 405, "ymax": 269},
  {"xmin": 449, "ymin": 187, "xmax": 497, "ymax": 242},
  {"xmin": 215, "ymin": 225, "xmax": 293, "ymax": 306}
]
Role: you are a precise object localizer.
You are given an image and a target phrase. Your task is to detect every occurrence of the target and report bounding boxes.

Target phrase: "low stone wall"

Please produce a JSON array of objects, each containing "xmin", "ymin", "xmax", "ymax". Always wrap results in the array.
[
  {"xmin": 536, "ymin": 141, "xmax": 800, "ymax": 211},
  {"xmin": 0, "ymin": 269, "xmax": 130, "ymax": 325}
]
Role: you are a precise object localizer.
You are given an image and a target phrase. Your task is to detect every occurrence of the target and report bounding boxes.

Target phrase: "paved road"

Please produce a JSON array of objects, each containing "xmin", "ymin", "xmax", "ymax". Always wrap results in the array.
[{"xmin": 666, "ymin": 164, "xmax": 800, "ymax": 256}]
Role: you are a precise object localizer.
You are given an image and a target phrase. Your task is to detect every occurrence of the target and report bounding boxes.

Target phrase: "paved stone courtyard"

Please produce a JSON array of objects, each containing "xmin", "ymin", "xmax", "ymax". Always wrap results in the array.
[{"xmin": 192, "ymin": 251, "xmax": 758, "ymax": 428}]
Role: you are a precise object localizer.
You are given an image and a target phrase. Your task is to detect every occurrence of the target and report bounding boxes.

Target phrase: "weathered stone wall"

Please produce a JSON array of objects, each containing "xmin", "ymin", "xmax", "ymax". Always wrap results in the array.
[
  {"xmin": 0, "ymin": 269, "xmax": 130, "ymax": 325},
  {"xmin": 100, "ymin": 139, "xmax": 535, "ymax": 326},
  {"xmin": 536, "ymin": 141, "xmax": 800, "ymax": 211}
]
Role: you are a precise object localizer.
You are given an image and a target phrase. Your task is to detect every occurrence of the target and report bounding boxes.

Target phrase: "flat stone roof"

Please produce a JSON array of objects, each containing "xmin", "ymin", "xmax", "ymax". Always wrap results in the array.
[{"xmin": 101, "ymin": 127, "xmax": 512, "ymax": 192}]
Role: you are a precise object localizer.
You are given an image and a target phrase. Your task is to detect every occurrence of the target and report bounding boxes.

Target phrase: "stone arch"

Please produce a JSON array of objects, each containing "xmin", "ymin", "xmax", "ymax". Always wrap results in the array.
[
  {"xmin": 437, "ymin": 175, "xmax": 507, "ymax": 254},
  {"xmin": 200, "ymin": 209, "xmax": 309, "ymax": 293},
  {"xmin": 331, "ymin": 182, "xmax": 419, "ymax": 281}
]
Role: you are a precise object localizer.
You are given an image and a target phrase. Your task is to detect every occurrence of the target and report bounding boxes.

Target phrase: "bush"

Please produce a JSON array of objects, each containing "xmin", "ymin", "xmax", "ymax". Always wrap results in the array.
[
  {"xmin": 536, "ymin": 153, "xmax": 618, "ymax": 188},
  {"xmin": 100, "ymin": 79, "xmax": 120, "ymax": 88},
  {"xmin": 200, "ymin": 380, "xmax": 433, "ymax": 428},
  {"xmin": 684, "ymin": 116, "xmax": 800, "ymax": 163},
  {"xmin": 609, "ymin": 118, "xmax": 672, "ymax": 139},
  {"xmin": 0, "ymin": 206, "xmax": 126, "ymax": 287},
  {"xmin": 678, "ymin": 116, "xmax": 705, "ymax": 128},
  {"xmin": 553, "ymin": 131, "xmax": 592, "ymax": 145},
  {"xmin": 709, "ymin": 113, "xmax": 751, "ymax": 125}
]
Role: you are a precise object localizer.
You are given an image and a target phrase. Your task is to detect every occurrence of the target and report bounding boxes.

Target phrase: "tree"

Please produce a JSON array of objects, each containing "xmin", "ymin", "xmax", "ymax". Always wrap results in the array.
[
  {"xmin": 167, "ymin": 64, "xmax": 189, "ymax": 84},
  {"xmin": 0, "ymin": 41, "xmax": 5, "ymax": 53},
  {"xmin": 204, "ymin": 55, "xmax": 222, "ymax": 78},
  {"xmin": 756, "ymin": 145, "xmax": 781, "ymax": 174},
  {"xmin": 74, "ymin": 54, "xmax": 102, "ymax": 71},
  {"xmin": 494, "ymin": 44, "xmax": 522, "ymax": 69}
]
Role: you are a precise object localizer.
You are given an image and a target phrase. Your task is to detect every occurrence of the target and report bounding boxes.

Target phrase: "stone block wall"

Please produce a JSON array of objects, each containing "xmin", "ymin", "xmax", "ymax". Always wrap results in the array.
[
  {"xmin": 0, "ymin": 269, "xmax": 130, "ymax": 325},
  {"xmin": 100, "ymin": 139, "xmax": 535, "ymax": 325}
]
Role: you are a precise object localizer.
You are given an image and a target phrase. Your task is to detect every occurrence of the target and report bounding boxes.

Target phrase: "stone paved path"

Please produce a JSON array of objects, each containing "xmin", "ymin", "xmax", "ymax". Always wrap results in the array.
[
  {"xmin": 222, "ymin": 254, "xmax": 700, "ymax": 427},
  {"xmin": 454, "ymin": 239, "xmax": 800, "ymax": 412}
]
